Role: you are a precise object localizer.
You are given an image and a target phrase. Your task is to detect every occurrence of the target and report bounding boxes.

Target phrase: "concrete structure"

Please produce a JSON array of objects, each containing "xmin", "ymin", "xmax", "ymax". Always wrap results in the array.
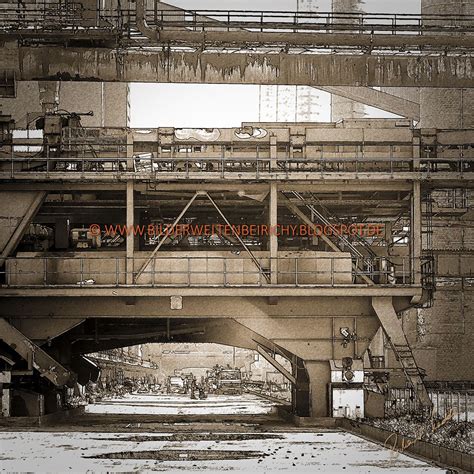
[
  {"xmin": 0, "ymin": 82, "xmax": 129, "ymax": 128},
  {"xmin": 330, "ymin": 0, "xmax": 366, "ymax": 121},
  {"xmin": 0, "ymin": 1, "xmax": 472, "ymax": 422}
]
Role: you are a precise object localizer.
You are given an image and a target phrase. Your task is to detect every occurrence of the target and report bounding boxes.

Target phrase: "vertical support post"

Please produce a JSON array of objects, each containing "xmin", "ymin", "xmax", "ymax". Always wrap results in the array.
[
  {"xmin": 126, "ymin": 181, "xmax": 134, "ymax": 285},
  {"xmin": 270, "ymin": 135, "xmax": 277, "ymax": 171},
  {"xmin": 0, "ymin": 371, "xmax": 11, "ymax": 417},
  {"xmin": 412, "ymin": 181, "xmax": 422, "ymax": 285},
  {"xmin": 126, "ymin": 130, "xmax": 134, "ymax": 172},
  {"xmin": 413, "ymin": 135, "xmax": 420, "ymax": 171},
  {"xmin": 269, "ymin": 182, "xmax": 278, "ymax": 284}
]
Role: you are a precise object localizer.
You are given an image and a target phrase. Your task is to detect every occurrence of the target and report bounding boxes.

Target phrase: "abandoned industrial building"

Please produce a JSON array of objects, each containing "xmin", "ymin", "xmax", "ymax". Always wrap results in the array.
[{"xmin": 0, "ymin": 0, "xmax": 472, "ymax": 472}]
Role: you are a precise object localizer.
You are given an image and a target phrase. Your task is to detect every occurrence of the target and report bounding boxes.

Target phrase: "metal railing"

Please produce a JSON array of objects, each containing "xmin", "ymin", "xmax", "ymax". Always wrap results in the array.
[
  {"xmin": 385, "ymin": 387, "xmax": 474, "ymax": 422},
  {"xmin": 0, "ymin": 2, "xmax": 85, "ymax": 29},
  {"xmin": 1, "ymin": 255, "xmax": 425, "ymax": 288},
  {"xmin": 1, "ymin": 5, "xmax": 473, "ymax": 36},
  {"xmin": 1, "ymin": 155, "xmax": 473, "ymax": 179},
  {"xmin": 148, "ymin": 9, "xmax": 474, "ymax": 35}
]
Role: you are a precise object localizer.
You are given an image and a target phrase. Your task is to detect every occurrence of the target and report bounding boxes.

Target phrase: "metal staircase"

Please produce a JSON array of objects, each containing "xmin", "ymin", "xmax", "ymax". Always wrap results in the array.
[
  {"xmin": 285, "ymin": 191, "xmax": 392, "ymax": 284},
  {"xmin": 287, "ymin": 191, "xmax": 378, "ymax": 259},
  {"xmin": 372, "ymin": 297, "xmax": 432, "ymax": 410}
]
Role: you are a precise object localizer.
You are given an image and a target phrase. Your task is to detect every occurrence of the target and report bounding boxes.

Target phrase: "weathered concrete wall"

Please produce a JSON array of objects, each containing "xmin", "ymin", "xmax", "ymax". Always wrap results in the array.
[
  {"xmin": 2, "ymin": 45, "xmax": 472, "ymax": 87},
  {"xmin": 410, "ymin": 0, "xmax": 474, "ymax": 382},
  {"xmin": 331, "ymin": 0, "xmax": 366, "ymax": 121},
  {"xmin": 6, "ymin": 250, "xmax": 353, "ymax": 286},
  {"xmin": 405, "ymin": 193, "xmax": 474, "ymax": 381},
  {"xmin": 419, "ymin": 0, "xmax": 474, "ymax": 128},
  {"xmin": 419, "ymin": 88, "xmax": 474, "ymax": 129}
]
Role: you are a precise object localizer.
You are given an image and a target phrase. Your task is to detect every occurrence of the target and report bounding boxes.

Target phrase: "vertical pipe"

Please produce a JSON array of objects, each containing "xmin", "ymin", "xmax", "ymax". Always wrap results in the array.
[
  {"xmin": 269, "ymin": 182, "xmax": 278, "ymax": 285},
  {"xmin": 412, "ymin": 181, "xmax": 422, "ymax": 285},
  {"xmin": 126, "ymin": 181, "xmax": 134, "ymax": 285}
]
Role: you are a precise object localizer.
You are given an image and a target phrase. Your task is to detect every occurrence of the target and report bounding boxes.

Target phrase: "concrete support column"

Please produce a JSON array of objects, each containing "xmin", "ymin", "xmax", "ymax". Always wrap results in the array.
[
  {"xmin": 269, "ymin": 182, "xmax": 278, "ymax": 284},
  {"xmin": 305, "ymin": 361, "xmax": 331, "ymax": 417},
  {"xmin": 411, "ymin": 182, "xmax": 422, "ymax": 286},
  {"xmin": 126, "ymin": 181, "xmax": 134, "ymax": 285},
  {"xmin": 413, "ymin": 135, "xmax": 421, "ymax": 171},
  {"xmin": 0, "ymin": 371, "xmax": 11, "ymax": 417},
  {"xmin": 331, "ymin": 0, "xmax": 366, "ymax": 121},
  {"xmin": 419, "ymin": 0, "xmax": 474, "ymax": 129},
  {"xmin": 292, "ymin": 357, "xmax": 310, "ymax": 417},
  {"xmin": 126, "ymin": 131, "xmax": 134, "ymax": 171}
]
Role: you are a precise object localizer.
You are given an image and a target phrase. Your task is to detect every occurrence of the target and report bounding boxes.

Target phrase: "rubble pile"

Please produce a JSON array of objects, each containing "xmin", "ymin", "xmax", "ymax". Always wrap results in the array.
[{"xmin": 367, "ymin": 415, "xmax": 473, "ymax": 454}]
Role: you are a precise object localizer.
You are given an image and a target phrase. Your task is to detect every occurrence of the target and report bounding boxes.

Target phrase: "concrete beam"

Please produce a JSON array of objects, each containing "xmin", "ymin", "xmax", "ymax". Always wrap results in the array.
[
  {"xmin": 0, "ymin": 286, "xmax": 423, "ymax": 299},
  {"xmin": 317, "ymin": 86, "xmax": 420, "ymax": 120},
  {"xmin": 0, "ymin": 318, "xmax": 72, "ymax": 386},
  {"xmin": 0, "ymin": 182, "xmax": 415, "ymax": 192},
  {"xmin": 1, "ymin": 171, "xmax": 473, "ymax": 182},
  {"xmin": 2, "ymin": 46, "xmax": 473, "ymax": 87}
]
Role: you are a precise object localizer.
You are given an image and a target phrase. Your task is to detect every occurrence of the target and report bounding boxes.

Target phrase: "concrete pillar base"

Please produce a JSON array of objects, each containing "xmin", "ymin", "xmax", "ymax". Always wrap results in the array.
[
  {"xmin": 0, "ymin": 371, "xmax": 11, "ymax": 417},
  {"xmin": 305, "ymin": 361, "xmax": 332, "ymax": 418},
  {"xmin": 11, "ymin": 389, "xmax": 44, "ymax": 417},
  {"xmin": 1, "ymin": 388, "xmax": 10, "ymax": 417}
]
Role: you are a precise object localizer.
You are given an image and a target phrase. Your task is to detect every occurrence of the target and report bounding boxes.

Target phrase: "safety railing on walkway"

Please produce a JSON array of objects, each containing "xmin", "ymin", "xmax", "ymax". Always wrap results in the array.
[
  {"xmin": 1, "ymin": 155, "xmax": 473, "ymax": 179},
  {"xmin": 385, "ymin": 387, "xmax": 474, "ymax": 422},
  {"xmin": 146, "ymin": 9, "xmax": 474, "ymax": 35},
  {"xmin": 1, "ymin": 5, "xmax": 473, "ymax": 36},
  {"xmin": 1, "ymin": 254, "xmax": 425, "ymax": 288}
]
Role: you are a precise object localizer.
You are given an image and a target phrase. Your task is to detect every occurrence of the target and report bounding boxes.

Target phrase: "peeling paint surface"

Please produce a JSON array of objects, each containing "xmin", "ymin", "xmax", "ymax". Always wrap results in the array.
[{"xmin": 1, "ymin": 47, "xmax": 472, "ymax": 87}]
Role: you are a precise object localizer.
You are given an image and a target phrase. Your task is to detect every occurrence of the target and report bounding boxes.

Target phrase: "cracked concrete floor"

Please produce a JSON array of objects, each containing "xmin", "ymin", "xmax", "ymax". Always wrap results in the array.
[{"xmin": 0, "ymin": 394, "xmax": 443, "ymax": 473}]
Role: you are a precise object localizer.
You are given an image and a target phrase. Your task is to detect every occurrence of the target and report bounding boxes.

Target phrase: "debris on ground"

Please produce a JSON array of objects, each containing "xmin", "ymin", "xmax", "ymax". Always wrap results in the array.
[{"xmin": 366, "ymin": 415, "xmax": 473, "ymax": 454}]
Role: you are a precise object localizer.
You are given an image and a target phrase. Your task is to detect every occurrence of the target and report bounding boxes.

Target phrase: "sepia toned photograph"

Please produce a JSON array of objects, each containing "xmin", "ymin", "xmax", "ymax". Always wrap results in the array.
[{"xmin": 0, "ymin": 0, "xmax": 472, "ymax": 472}]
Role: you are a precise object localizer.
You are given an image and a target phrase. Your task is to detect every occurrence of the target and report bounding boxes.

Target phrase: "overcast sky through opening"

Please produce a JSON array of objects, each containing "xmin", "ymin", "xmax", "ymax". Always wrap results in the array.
[{"xmin": 130, "ymin": 0, "xmax": 420, "ymax": 128}]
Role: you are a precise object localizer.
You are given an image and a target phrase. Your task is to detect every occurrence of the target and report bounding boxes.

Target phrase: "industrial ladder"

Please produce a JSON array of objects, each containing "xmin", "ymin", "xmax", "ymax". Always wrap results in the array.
[{"xmin": 372, "ymin": 298, "xmax": 432, "ymax": 410}]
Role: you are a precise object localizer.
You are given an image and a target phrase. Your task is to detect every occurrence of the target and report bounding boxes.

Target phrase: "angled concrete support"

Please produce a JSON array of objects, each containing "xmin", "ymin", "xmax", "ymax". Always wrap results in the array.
[
  {"xmin": 372, "ymin": 297, "xmax": 432, "ymax": 409},
  {"xmin": 0, "ymin": 318, "xmax": 72, "ymax": 386},
  {"xmin": 257, "ymin": 345, "xmax": 295, "ymax": 384},
  {"xmin": 317, "ymin": 86, "xmax": 420, "ymax": 121},
  {"xmin": 0, "ymin": 191, "xmax": 46, "ymax": 266}
]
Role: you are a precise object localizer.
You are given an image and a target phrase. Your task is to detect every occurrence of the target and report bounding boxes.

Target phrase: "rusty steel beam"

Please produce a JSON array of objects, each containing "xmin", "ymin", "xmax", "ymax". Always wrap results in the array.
[{"xmin": 2, "ymin": 46, "xmax": 473, "ymax": 87}]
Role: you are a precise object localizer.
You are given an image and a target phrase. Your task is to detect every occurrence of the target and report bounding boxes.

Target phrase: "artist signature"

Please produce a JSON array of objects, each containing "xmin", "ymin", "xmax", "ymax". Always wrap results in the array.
[{"xmin": 383, "ymin": 409, "xmax": 454, "ymax": 462}]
